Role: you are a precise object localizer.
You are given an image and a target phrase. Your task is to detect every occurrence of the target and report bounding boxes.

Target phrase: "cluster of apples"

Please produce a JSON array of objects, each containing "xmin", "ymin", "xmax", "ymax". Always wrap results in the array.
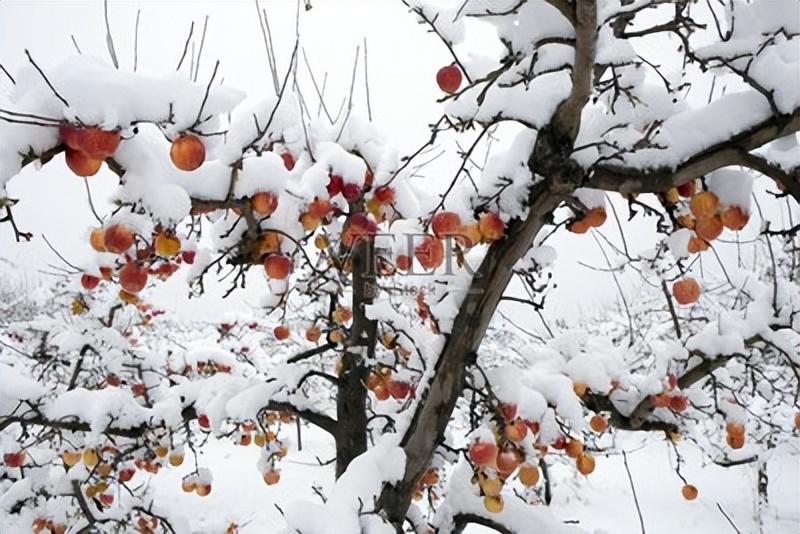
[
  {"xmin": 396, "ymin": 210, "xmax": 505, "ymax": 271},
  {"xmin": 568, "ymin": 207, "xmax": 607, "ymax": 234},
  {"xmin": 31, "ymin": 519, "xmax": 67, "ymax": 534},
  {"xmin": 649, "ymin": 373, "xmax": 689, "ymax": 412},
  {"xmin": 366, "ymin": 366, "xmax": 414, "ymax": 401},
  {"xmin": 59, "ymin": 125, "xmax": 121, "ymax": 177},
  {"xmin": 181, "ymin": 469, "xmax": 213, "ymax": 497},
  {"xmin": 672, "ymin": 183, "xmax": 749, "ymax": 253},
  {"xmin": 83, "ymin": 224, "xmax": 193, "ymax": 305}
]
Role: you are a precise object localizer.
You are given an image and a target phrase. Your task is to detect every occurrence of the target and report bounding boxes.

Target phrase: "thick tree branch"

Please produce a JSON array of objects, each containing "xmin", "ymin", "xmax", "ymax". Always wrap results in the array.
[
  {"xmin": 0, "ymin": 399, "xmax": 337, "ymax": 438},
  {"xmin": 589, "ymin": 107, "xmax": 800, "ymax": 195}
]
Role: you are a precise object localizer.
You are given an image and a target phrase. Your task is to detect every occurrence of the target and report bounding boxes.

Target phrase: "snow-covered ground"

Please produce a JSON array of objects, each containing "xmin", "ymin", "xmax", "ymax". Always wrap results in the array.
[{"xmin": 146, "ymin": 425, "xmax": 798, "ymax": 533}]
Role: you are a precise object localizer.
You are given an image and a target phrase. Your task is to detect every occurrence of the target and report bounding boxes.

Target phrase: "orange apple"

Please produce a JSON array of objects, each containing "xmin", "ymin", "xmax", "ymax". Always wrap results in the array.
[
  {"xmin": 155, "ymin": 232, "xmax": 181, "ymax": 258},
  {"xmin": 576, "ymin": 453, "xmax": 595, "ymax": 475},
  {"xmin": 65, "ymin": 148, "xmax": 103, "ymax": 177},
  {"xmin": 518, "ymin": 464, "xmax": 539, "ymax": 486},
  {"xmin": 252, "ymin": 192, "xmax": 279, "ymax": 216},
  {"xmin": 695, "ymin": 214, "xmax": 723, "ymax": 241},
  {"xmin": 689, "ymin": 191, "xmax": 719, "ymax": 219},
  {"xmin": 306, "ymin": 325, "xmax": 321, "ymax": 342},
  {"xmin": 682, "ymin": 484, "xmax": 698, "ymax": 500},
  {"xmin": 721, "ymin": 206, "xmax": 749, "ymax": 231},
  {"xmin": 478, "ymin": 212, "xmax": 505, "ymax": 241},
  {"xmin": 170, "ymin": 134, "xmax": 205, "ymax": 171},
  {"xmin": 584, "ymin": 207, "xmax": 607, "ymax": 228},
  {"xmin": 263, "ymin": 470, "xmax": 281, "ymax": 485},
  {"xmin": 89, "ymin": 227, "xmax": 106, "ymax": 252},
  {"xmin": 589, "ymin": 415, "xmax": 607, "ymax": 433}
]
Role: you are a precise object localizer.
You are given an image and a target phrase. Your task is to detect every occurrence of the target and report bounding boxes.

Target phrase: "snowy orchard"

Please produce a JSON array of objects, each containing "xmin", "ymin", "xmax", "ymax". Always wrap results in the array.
[{"xmin": 0, "ymin": 1, "xmax": 799, "ymax": 533}]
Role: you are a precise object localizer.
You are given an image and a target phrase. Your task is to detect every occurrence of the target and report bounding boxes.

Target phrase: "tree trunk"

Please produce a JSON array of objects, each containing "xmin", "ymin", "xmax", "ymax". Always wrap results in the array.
[
  {"xmin": 377, "ymin": 181, "xmax": 571, "ymax": 527},
  {"xmin": 335, "ymin": 237, "xmax": 376, "ymax": 476}
]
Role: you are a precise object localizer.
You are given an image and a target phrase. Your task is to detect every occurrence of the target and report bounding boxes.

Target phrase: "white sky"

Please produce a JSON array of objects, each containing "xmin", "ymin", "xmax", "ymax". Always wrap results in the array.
[{"xmin": 0, "ymin": 0, "xmax": 788, "ymax": 330}]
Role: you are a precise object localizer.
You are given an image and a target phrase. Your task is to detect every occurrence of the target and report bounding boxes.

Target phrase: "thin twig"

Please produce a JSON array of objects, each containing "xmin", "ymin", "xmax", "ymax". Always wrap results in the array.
[
  {"xmin": 24, "ymin": 49, "xmax": 69, "ymax": 108},
  {"xmin": 41, "ymin": 235, "xmax": 81, "ymax": 272},
  {"xmin": 193, "ymin": 15, "xmax": 210, "ymax": 83},
  {"xmin": 176, "ymin": 21, "xmax": 195, "ymax": 72},
  {"xmin": 103, "ymin": 0, "xmax": 120, "ymax": 69},
  {"xmin": 194, "ymin": 60, "xmax": 220, "ymax": 126},
  {"xmin": 0, "ymin": 64, "xmax": 15, "ymax": 85},
  {"xmin": 363, "ymin": 37, "xmax": 373, "ymax": 122},
  {"xmin": 70, "ymin": 35, "xmax": 83, "ymax": 55},
  {"xmin": 622, "ymin": 451, "xmax": 646, "ymax": 534},
  {"xmin": 716, "ymin": 502, "xmax": 741, "ymax": 534},
  {"xmin": 335, "ymin": 45, "xmax": 360, "ymax": 142},
  {"xmin": 133, "ymin": 9, "xmax": 141, "ymax": 72}
]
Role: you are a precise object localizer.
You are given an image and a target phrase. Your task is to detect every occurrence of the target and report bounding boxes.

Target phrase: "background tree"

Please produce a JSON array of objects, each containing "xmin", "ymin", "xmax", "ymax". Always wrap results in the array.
[{"xmin": 1, "ymin": 1, "xmax": 799, "ymax": 533}]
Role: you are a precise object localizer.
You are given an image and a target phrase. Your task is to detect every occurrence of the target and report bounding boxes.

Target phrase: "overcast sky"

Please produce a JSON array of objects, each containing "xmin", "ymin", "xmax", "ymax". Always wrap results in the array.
[{"xmin": 0, "ymin": 1, "xmax": 786, "ymax": 331}]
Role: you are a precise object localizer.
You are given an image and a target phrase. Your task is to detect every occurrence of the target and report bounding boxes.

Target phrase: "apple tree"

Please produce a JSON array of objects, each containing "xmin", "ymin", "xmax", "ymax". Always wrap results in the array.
[{"xmin": 1, "ymin": 1, "xmax": 799, "ymax": 533}]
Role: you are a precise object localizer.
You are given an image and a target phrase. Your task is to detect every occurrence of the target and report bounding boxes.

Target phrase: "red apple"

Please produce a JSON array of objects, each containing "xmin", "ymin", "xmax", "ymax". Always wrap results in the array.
[
  {"xmin": 264, "ymin": 255, "xmax": 292, "ymax": 280},
  {"xmin": 436, "ymin": 64, "xmax": 462, "ymax": 94},
  {"xmin": 343, "ymin": 182, "xmax": 362, "ymax": 203},
  {"xmin": 468, "ymin": 441, "xmax": 497, "ymax": 466},
  {"xmin": 396, "ymin": 254, "xmax": 412, "ymax": 271},
  {"xmin": 80, "ymin": 274, "xmax": 100, "ymax": 290},
  {"xmin": 327, "ymin": 174, "xmax": 344, "ymax": 196},
  {"xmin": 99, "ymin": 493, "xmax": 114, "ymax": 506},
  {"xmin": 181, "ymin": 250, "xmax": 196, "ymax": 264},
  {"xmin": 119, "ymin": 262, "xmax": 148, "ymax": 293},
  {"xmin": 387, "ymin": 380, "xmax": 411, "ymax": 400},
  {"xmin": 342, "ymin": 213, "xmax": 377, "ymax": 247},
  {"xmin": 431, "ymin": 211, "xmax": 462, "ymax": 238},
  {"xmin": 281, "ymin": 152, "xmax": 295, "ymax": 170},
  {"xmin": 104, "ymin": 224, "xmax": 135, "ymax": 254},
  {"xmin": 373, "ymin": 186, "xmax": 395, "ymax": 204},
  {"xmin": 672, "ymin": 278, "xmax": 700, "ymax": 305},
  {"xmin": 3, "ymin": 451, "xmax": 25, "ymax": 468},
  {"xmin": 670, "ymin": 395, "xmax": 689, "ymax": 412},
  {"xmin": 170, "ymin": 134, "xmax": 205, "ymax": 171},
  {"xmin": 198, "ymin": 414, "xmax": 210, "ymax": 429},
  {"xmin": 119, "ymin": 467, "xmax": 135, "ymax": 483},
  {"xmin": 274, "ymin": 325, "xmax": 290, "ymax": 340},
  {"xmin": 414, "ymin": 235, "xmax": 444, "ymax": 270},
  {"xmin": 65, "ymin": 148, "xmax": 103, "ymax": 177},
  {"xmin": 677, "ymin": 181, "xmax": 696, "ymax": 198},
  {"xmin": 495, "ymin": 447, "xmax": 522, "ymax": 477}
]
